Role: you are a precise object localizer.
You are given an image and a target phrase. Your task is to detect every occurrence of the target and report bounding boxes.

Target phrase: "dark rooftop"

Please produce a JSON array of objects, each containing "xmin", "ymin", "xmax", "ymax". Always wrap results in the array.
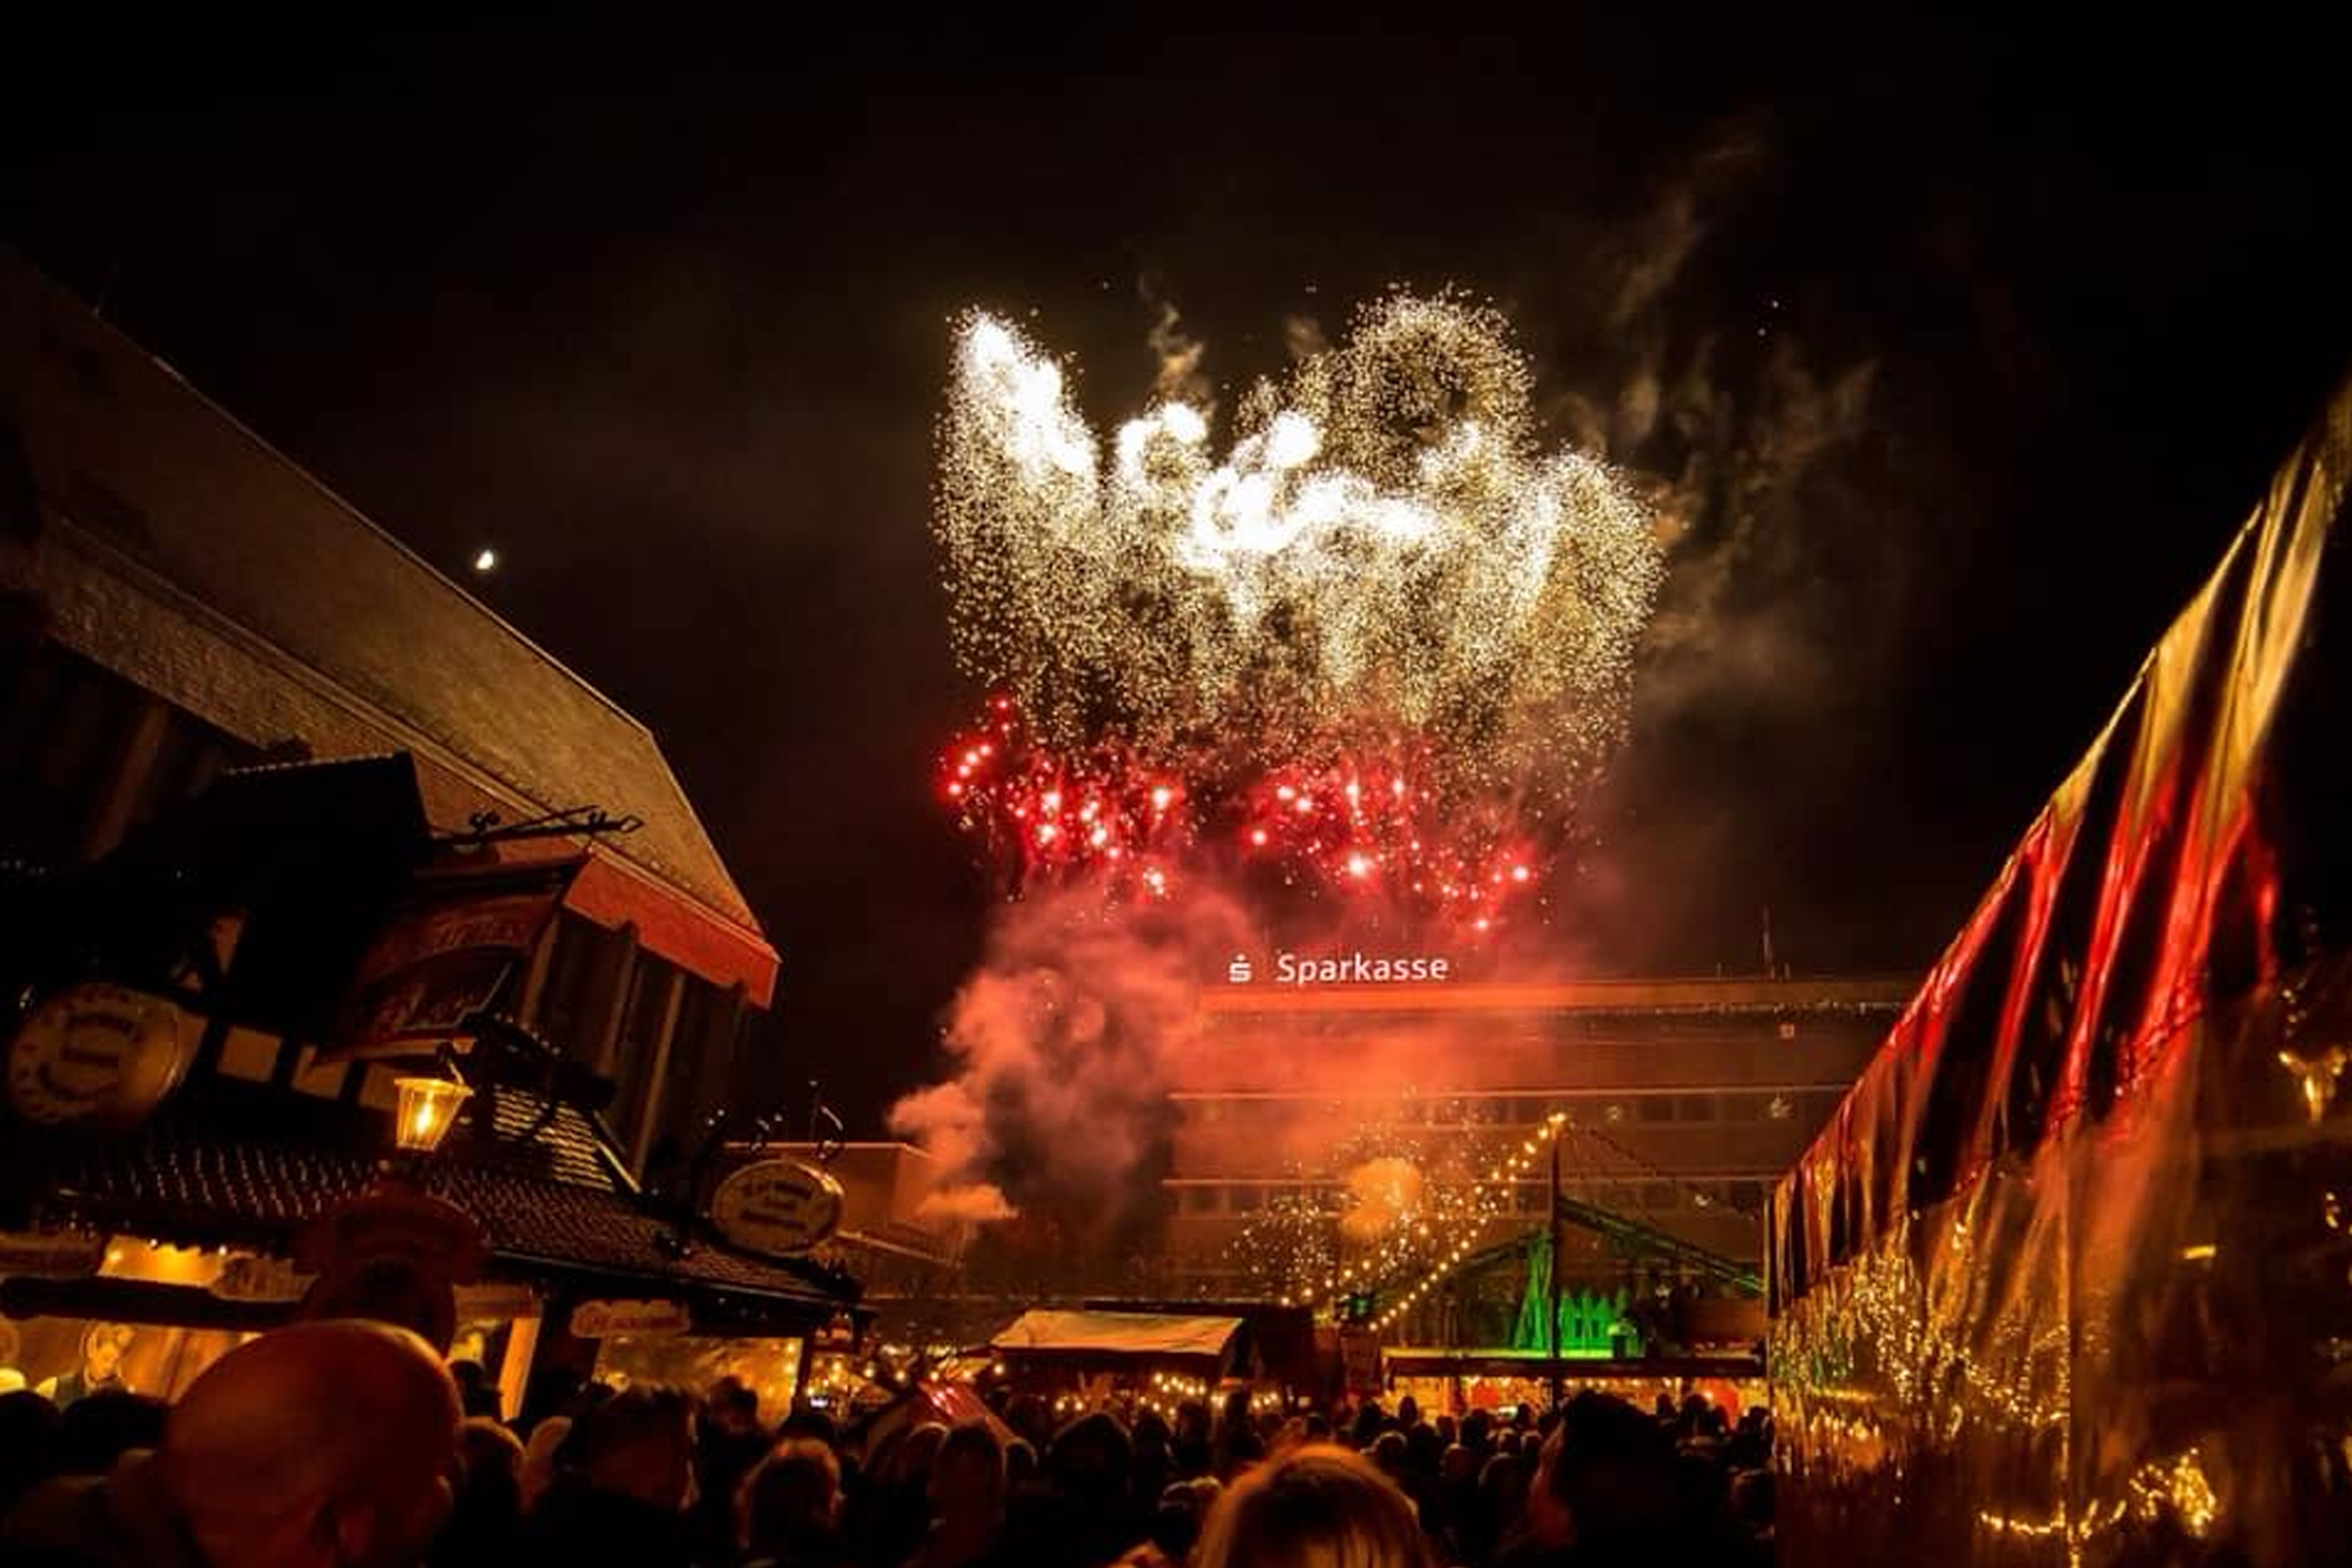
[{"xmin": 0, "ymin": 247, "xmax": 764, "ymax": 948}]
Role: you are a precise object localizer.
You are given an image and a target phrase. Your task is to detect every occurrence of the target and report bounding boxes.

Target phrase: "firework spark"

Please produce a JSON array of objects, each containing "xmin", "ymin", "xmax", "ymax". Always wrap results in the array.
[
  {"xmin": 937, "ymin": 293, "xmax": 1661, "ymax": 799},
  {"xmin": 939, "ymin": 695, "xmax": 1189, "ymax": 900},
  {"xmin": 1227, "ymin": 1113, "xmax": 1512, "ymax": 1303},
  {"xmin": 1238, "ymin": 748, "xmax": 1540, "ymax": 929},
  {"xmin": 934, "ymin": 294, "xmax": 1660, "ymax": 931}
]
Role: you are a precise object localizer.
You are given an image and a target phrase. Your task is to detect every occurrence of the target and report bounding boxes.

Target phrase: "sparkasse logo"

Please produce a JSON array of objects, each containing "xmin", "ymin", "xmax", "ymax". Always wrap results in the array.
[
  {"xmin": 1221, "ymin": 951, "xmax": 1455, "ymax": 987},
  {"xmin": 1276, "ymin": 951, "xmax": 1451, "ymax": 985}
]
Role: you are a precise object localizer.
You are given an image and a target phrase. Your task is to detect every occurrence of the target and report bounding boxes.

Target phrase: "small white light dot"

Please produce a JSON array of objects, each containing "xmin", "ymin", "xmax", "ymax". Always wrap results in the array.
[{"xmin": 472, "ymin": 547, "xmax": 499, "ymax": 574}]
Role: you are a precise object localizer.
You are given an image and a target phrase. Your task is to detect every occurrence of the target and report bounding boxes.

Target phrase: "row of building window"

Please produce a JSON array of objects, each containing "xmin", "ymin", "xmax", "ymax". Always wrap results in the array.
[
  {"xmin": 1172, "ymin": 1177, "xmax": 1770, "ymax": 1218},
  {"xmin": 1203, "ymin": 1012, "xmax": 1870, "ymax": 1042},
  {"xmin": 1180, "ymin": 1087, "xmax": 1847, "ymax": 1130},
  {"xmin": 531, "ymin": 909, "xmax": 739, "ymax": 1173}
]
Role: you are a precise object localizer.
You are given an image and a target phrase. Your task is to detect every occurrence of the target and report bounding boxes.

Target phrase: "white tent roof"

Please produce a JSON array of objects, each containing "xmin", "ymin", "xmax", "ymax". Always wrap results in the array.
[{"xmin": 990, "ymin": 1309, "xmax": 1244, "ymax": 1361}]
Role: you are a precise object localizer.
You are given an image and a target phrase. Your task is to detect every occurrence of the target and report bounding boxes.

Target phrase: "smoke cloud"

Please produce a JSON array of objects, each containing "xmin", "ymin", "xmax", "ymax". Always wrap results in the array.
[
  {"xmin": 1142, "ymin": 285, "xmax": 1213, "ymax": 408},
  {"xmin": 1283, "ymin": 313, "xmax": 1329, "ymax": 362},
  {"xmin": 888, "ymin": 874, "xmax": 1649, "ymax": 1290},
  {"xmin": 913, "ymin": 1182, "xmax": 1018, "ymax": 1223},
  {"xmin": 888, "ymin": 880, "xmax": 1255, "ymax": 1253},
  {"xmin": 1568, "ymin": 129, "xmax": 1890, "ymax": 716}
]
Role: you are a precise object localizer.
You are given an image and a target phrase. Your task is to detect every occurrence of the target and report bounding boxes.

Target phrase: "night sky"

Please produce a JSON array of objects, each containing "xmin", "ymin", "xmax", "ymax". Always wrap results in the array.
[{"xmin": 11, "ymin": 12, "xmax": 2352, "ymax": 1131}]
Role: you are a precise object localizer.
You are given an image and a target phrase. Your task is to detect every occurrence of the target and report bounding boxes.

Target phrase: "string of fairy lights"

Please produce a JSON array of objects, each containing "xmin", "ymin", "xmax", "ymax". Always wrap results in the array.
[
  {"xmin": 1264, "ymin": 1110, "xmax": 1775, "ymax": 1335},
  {"xmin": 1355, "ymin": 1111, "xmax": 1570, "ymax": 1332},
  {"xmin": 1236, "ymin": 1110, "xmax": 1511, "ymax": 1306}
]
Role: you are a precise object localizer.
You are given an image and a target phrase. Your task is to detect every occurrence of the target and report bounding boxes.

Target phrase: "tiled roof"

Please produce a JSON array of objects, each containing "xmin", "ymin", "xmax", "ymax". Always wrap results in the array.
[
  {"xmin": 480, "ymin": 1086, "xmax": 624, "ymax": 1191},
  {"xmin": 0, "ymin": 250, "xmax": 771, "ymax": 972},
  {"xmin": 34, "ymin": 1088, "xmax": 855, "ymax": 1315}
]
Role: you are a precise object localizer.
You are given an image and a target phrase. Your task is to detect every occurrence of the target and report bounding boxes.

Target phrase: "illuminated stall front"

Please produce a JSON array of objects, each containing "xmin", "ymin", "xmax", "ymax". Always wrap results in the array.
[
  {"xmin": 0, "ymin": 756, "xmax": 859, "ymax": 1411},
  {"xmin": 1, "ymin": 252, "xmax": 858, "ymax": 1407}
]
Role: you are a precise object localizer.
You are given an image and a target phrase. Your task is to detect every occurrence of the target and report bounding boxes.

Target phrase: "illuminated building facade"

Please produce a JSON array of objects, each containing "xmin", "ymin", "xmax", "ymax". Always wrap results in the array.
[{"xmin": 1163, "ymin": 967, "xmax": 1912, "ymax": 1300}]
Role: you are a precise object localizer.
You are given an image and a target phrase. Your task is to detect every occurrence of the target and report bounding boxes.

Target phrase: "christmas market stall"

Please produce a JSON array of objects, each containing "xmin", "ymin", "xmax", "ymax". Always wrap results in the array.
[
  {"xmin": 1770, "ymin": 371, "xmax": 2352, "ymax": 1562},
  {"xmin": 988, "ymin": 1308, "xmax": 1270, "ymax": 1424},
  {"xmin": 0, "ymin": 756, "xmax": 862, "ymax": 1413}
]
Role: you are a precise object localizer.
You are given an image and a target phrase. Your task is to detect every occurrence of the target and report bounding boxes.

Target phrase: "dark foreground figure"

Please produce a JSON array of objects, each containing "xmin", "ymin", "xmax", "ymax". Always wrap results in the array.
[{"xmin": 0, "ymin": 1322, "xmax": 1770, "ymax": 1568}]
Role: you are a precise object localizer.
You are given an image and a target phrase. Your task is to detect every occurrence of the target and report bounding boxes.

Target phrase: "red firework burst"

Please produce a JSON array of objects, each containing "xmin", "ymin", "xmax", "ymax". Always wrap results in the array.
[
  {"xmin": 939, "ymin": 699, "xmax": 1551, "ymax": 933},
  {"xmin": 939, "ymin": 696, "xmax": 1191, "ymax": 900},
  {"xmin": 1236, "ymin": 753, "xmax": 1544, "ymax": 932}
]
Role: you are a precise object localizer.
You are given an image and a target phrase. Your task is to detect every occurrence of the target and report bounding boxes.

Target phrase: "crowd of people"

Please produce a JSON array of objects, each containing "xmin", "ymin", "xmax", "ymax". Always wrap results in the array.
[{"xmin": 0, "ymin": 1319, "xmax": 1772, "ymax": 1568}]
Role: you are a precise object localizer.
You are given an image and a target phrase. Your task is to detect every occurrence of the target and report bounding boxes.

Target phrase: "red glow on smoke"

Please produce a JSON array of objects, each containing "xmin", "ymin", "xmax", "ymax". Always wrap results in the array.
[{"xmin": 939, "ymin": 698, "xmax": 1548, "ymax": 931}]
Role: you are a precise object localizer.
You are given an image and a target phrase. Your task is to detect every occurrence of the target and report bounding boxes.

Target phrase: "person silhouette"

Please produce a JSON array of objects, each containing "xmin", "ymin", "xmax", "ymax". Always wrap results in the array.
[{"xmin": 38, "ymin": 1324, "xmax": 135, "ymax": 1409}]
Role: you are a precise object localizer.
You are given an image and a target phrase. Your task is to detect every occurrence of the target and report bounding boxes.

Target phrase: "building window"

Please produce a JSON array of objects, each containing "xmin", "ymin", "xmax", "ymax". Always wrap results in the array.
[
  {"xmin": 612, "ymin": 954, "xmax": 681, "ymax": 1151},
  {"xmin": 533, "ymin": 911, "xmax": 617, "ymax": 1058},
  {"xmin": 662, "ymin": 972, "xmax": 728, "ymax": 1133}
]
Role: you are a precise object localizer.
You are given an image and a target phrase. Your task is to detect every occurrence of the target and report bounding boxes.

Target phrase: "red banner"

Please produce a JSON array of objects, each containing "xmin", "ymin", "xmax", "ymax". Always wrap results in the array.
[{"xmin": 324, "ymin": 856, "xmax": 580, "ymax": 1061}]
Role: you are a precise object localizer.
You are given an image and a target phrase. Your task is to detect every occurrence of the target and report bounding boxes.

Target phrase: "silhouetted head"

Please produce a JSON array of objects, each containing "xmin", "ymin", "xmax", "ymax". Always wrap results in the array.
[
  {"xmin": 55, "ymin": 1389, "xmax": 166, "ymax": 1474},
  {"xmin": 1194, "ymin": 1445, "xmax": 1435, "ymax": 1568},
  {"xmin": 932, "ymin": 1421, "xmax": 1006, "ymax": 1526},
  {"xmin": 159, "ymin": 1319, "xmax": 461, "ymax": 1568},
  {"xmin": 1536, "ymin": 1392, "xmax": 1679, "ymax": 1554},
  {"xmin": 705, "ymin": 1375, "xmax": 760, "ymax": 1436},
  {"xmin": 0, "ymin": 1390, "xmax": 61, "ymax": 1516},
  {"xmin": 741, "ymin": 1438, "xmax": 841, "ymax": 1555},
  {"xmin": 563, "ymin": 1383, "xmax": 698, "ymax": 1511},
  {"xmin": 1050, "ymin": 1411, "xmax": 1133, "ymax": 1500}
]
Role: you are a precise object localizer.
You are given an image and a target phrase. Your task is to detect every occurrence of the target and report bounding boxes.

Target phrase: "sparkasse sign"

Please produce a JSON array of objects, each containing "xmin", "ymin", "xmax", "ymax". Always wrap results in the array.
[{"xmin": 1225, "ymin": 951, "xmax": 1453, "ymax": 987}]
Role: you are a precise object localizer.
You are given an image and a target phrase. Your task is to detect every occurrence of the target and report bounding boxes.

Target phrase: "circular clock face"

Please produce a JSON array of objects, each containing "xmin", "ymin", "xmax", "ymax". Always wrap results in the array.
[{"xmin": 6, "ymin": 983, "xmax": 195, "ymax": 1128}]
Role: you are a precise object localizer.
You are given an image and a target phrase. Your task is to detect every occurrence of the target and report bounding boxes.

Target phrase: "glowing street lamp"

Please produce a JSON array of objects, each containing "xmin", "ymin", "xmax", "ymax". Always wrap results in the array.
[{"xmin": 391, "ymin": 1072, "xmax": 473, "ymax": 1154}]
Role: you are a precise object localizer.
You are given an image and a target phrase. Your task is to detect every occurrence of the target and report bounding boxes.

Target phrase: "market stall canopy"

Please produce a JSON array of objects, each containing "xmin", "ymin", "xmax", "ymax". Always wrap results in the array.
[
  {"xmin": 1771, "ymin": 372, "xmax": 2352, "ymax": 1561},
  {"xmin": 990, "ymin": 1309, "xmax": 1245, "ymax": 1372}
]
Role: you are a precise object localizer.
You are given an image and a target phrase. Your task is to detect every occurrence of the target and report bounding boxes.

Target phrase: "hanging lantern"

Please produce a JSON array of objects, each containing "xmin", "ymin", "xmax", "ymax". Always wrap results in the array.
[{"xmin": 391, "ymin": 1073, "xmax": 473, "ymax": 1153}]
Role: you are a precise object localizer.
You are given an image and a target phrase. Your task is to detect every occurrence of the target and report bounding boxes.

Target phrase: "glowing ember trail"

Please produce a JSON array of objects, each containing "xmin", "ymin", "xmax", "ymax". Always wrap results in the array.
[{"xmin": 933, "ymin": 293, "xmax": 1660, "ymax": 932}]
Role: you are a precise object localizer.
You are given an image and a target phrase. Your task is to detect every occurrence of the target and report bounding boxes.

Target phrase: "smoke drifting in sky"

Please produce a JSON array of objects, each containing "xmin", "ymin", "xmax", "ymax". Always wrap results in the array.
[{"xmin": 889, "ymin": 881, "xmax": 1253, "ymax": 1250}]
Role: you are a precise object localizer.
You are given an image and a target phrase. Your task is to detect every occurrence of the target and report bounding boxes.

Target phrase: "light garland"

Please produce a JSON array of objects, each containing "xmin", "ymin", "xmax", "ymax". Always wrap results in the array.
[{"xmin": 1347, "ymin": 1110, "xmax": 1774, "ymax": 1334}]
